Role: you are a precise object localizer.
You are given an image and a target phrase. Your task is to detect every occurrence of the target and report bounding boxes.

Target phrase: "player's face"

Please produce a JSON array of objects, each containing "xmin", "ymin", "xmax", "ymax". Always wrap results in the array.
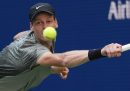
[{"xmin": 31, "ymin": 12, "xmax": 58, "ymax": 42}]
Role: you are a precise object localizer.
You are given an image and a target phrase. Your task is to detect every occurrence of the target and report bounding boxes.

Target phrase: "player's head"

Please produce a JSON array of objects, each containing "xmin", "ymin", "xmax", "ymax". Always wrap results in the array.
[
  {"xmin": 29, "ymin": 3, "xmax": 56, "ymax": 22},
  {"xmin": 29, "ymin": 3, "xmax": 58, "ymax": 42}
]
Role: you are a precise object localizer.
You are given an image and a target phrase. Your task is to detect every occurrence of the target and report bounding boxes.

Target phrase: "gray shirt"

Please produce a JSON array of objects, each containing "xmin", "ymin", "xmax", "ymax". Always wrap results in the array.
[{"xmin": 0, "ymin": 31, "xmax": 52, "ymax": 91}]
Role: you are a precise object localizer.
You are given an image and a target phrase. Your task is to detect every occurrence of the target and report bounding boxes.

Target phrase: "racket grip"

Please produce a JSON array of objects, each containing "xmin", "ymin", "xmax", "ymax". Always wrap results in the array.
[{"xmin": 122, "ymin": 44, "xmax": 130, "ymax": 52}]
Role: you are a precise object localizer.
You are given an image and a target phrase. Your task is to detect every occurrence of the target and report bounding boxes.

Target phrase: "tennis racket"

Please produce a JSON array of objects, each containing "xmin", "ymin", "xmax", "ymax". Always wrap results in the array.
[{"xmin": 122, "ymin": 44, "xmax": 130, "ymax": 52}]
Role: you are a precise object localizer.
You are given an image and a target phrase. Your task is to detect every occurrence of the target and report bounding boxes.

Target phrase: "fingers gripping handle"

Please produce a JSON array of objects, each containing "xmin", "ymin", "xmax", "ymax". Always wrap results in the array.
[{"xmin": 122, "ymin": 44, "xmax": 130, "ymax": 52}]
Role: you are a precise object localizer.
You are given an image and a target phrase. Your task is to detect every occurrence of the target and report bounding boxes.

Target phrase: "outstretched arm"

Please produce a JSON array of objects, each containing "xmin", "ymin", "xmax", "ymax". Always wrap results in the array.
[
  {"xmin": 37, "ymin": 43, "xmax": 122, "ymax": 68},
  {"xmin": 57, "ymin": 50, "xmax": 89, "ymax": 68}
]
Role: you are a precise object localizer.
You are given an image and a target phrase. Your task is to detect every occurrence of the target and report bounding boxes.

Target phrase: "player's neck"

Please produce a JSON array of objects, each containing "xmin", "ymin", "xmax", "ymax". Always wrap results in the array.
[{"xmin": 39, "ymin": 39, "xmax": 52, "ymax": 49}]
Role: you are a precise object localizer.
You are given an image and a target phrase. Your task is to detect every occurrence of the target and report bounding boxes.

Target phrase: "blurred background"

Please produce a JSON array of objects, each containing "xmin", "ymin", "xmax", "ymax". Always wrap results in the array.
[{"xmin": 0, "ymin": 0, "xmax": 130, "ymax": 91}]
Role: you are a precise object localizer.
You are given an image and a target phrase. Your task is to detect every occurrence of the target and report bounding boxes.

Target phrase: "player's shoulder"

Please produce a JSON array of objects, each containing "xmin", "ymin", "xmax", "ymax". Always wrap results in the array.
[
  {"xmin": 15, "ymin": 31, "xmax": 35, "ymax": 42},
  {"xmin": 6, "ymin": 31, "xmax": 34, "ymax": 50}
]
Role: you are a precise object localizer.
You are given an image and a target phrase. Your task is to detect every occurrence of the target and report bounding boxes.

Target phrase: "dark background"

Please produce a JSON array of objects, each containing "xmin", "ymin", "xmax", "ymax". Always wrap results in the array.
[{"xmin": 0, "ymin": 0, "xmax": 130, "ymax": 91}]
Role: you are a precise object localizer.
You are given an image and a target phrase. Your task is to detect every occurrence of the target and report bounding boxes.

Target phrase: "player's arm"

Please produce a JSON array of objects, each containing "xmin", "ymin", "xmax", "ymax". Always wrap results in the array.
[
  {"xmin": 37, "ymin": 50, "xmax": 90, "ymax": 68},
  {"xmin": 60, "ymin": 43, "xmax": 122, "ymax": 68},
  {"xmin": 37, "ymin": 43, "xmax": 122, "ymax": 68},
  {"xmin": 56, "ymin": 50, "xmax": 89, "ymax": 68},
  {"xmin": 37, "ymin": 52, "xmax": 66, "ymax": 67}
]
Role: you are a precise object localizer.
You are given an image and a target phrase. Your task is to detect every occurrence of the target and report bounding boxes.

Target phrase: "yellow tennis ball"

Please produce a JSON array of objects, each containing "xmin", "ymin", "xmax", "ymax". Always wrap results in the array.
[{"xmin": 43, "ymin": 27, "xmax": 57, "ymax": 41}]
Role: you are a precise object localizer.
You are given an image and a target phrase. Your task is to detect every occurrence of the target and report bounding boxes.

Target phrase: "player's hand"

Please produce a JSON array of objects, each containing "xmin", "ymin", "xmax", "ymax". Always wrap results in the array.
[
  {"xmin": 101, "ymin": 43, "xmax": 122, "ymax": 58},
  {"xmin": 50, "ymin": 66, "xmax": 69, "ymax": 80},
  {"xmin": 59, "ymin": 67, "xmax": 69, "ymax": 80}
]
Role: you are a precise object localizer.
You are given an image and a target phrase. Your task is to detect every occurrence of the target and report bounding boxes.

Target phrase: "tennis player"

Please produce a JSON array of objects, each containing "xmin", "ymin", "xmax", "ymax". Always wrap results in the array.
[{"xmin": 0, "ymin": 3, "xmax": 122, "ymax": 91}]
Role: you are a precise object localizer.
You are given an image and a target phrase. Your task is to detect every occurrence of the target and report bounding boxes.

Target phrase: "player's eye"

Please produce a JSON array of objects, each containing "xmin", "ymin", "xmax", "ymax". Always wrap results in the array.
[
  {"xmin": 35, "ymin": 21, "xmax": 42, "ymax": 25},
  {"xmin": 47, "ymin": 20, "xmax": 52, "ymax": 23}
]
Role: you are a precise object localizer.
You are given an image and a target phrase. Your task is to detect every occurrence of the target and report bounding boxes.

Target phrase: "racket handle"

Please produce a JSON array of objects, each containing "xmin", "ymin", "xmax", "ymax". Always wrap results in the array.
[{"xmin": 122, "ymin": 44, "xmax": 130, "ymax": 52}]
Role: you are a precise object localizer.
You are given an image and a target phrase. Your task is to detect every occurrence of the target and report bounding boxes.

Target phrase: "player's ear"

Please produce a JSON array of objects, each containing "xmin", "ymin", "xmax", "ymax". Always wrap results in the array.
[
  {"xmin": 54, "ymin": 18, "xmax": 58, "ymax": 28},
  {"xmin": 30, "ymin": 22, "xmax": 34, "ymax": 31},
  {"xmin": 30, "ymin": 22, "xmax": 33, "ymax": 28},
  {"xmin": 29, "ymin": 22, "xmax": 34, "ymax": 31}
]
